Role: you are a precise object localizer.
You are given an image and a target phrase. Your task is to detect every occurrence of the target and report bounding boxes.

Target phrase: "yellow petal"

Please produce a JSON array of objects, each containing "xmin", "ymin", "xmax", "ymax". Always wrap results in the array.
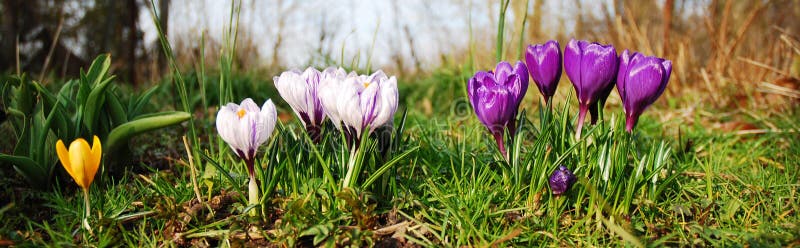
[
  {"xmin": 56, "ymin": 140, "xmax": 76, "ymax": 180},
  {"xmin": 84, "ymin": 136, "xmax": 102, "ymax": 187},
  {"xmin": 68, "ymin": 138, "xmax": 91, "ymax": 189}
]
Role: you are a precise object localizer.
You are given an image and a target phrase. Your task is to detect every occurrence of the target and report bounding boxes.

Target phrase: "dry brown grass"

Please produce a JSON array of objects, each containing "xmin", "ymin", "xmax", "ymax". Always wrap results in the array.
[
  {"xmin": 510, "ymin": 0, "xmax": 800, "ymax": 133},
  {"xmin": 159, "ymin": 0, "xmax": 799, "ymax": 130}
]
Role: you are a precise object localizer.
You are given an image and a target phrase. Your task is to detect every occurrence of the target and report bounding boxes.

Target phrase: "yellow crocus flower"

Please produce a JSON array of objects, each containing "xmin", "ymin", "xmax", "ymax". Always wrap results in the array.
[
  {"xmin": 55, "ymin": 135, "xmax": 102, "ymax": 234},
  {"xmin": 56, "ymin": 136, "xmax": 102, "ymax": 190}
]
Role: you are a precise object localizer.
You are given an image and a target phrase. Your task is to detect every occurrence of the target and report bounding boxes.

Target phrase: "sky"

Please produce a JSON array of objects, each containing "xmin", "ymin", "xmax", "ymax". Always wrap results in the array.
[{"xmin": 137, "ymin": 0, "xmax": 625, "ymax": 70}]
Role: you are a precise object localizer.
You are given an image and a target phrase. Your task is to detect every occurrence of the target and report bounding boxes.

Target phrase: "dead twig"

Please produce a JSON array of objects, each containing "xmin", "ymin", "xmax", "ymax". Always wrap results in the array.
[
  {"xmin": 682, "ymin": 171, "xmax": 739, "ymax": 181},
  {"xmin": 182, "ymin": 136, "xmax": 203, "ymax": 204},
  {"xmin": 39, "ymin": 15, "xmax": 65, "ymax": 84},
  {"xmin": 737, "ymin": 57, "xmax": 791, "ymax": 77}
]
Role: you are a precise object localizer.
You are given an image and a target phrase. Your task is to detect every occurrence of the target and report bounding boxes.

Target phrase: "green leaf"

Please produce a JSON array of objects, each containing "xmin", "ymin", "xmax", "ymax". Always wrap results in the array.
[
  {"xmin": 0, "ymin": 154, "xmax": 47, "ymax": 188},
  {"xmin": 105, "ymin": 111, "xmax": 190, "ymax": 155},
  {"xmin": 29, "ymin": 80, "xmax": 58, "ymax": 112},
  {"xmin": 82, "ymin": 75, "xmax": 115, "ymax": 133},
  {"xmin": 11, "ymin": 78, "xmax": 34, "ymax": 116},
  {"xmin": 299, "ymin": 223, "xmax": 334, "ymax": 246},
  {"xmin": 128, "ymin": 84, "xmax": 160, "ymax": 119},
  {"xmin": 106, "ymin": 90, "xmax": 128, "ymax": 125},
  {"xmin": 198, "ymin": 152, "xmax": 241, "ymax": 197},
  {"xmin": 85, "ymin": 54, "xmax": 111, "ymax": 87}
]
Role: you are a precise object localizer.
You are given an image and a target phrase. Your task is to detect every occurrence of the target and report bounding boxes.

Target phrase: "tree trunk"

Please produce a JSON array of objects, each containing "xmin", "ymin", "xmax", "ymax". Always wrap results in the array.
[
  {"xmin": 126, "ymin": 0, "xmax": 139, "ymax": 85},
  {"xmin": 663, "ymin": 0, "xmax": 674, "ymax": 55},
  {"xmin": 158, "ymin": 0, "xmax": 170, "ymax": 76}
]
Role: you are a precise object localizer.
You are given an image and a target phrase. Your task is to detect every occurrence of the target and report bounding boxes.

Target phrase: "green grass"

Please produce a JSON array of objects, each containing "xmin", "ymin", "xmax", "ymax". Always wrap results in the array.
[
  {"xmin": 1, "ymin": 81, "xmax": 798, "ymax": 246},
  {"xmin": 1, "ymin": 1, "xmax": 799, "ymax": 246}
]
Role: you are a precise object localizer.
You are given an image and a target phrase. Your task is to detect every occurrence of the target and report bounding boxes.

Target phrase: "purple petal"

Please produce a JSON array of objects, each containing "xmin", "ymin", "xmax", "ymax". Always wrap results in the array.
[
  {"xmin": 468, "ymin": 71, "xmax": 495, "ymax": 105},
  {"xmin": 368, "ymin": 70, "xmax": 388, "ymax": 85},
  {"xmin": 657, "ymin": 60, "xmax": 672, "ymax": 101},
  {"xmin": 473, "ymin": 84, "xmax": 513, "ymax": 135},
  {"xmin": 509, "ymin": 61, "xmax": 529, "ymax": 105},
  {"xmin": 302, "ymin": 67, "xmax": 321, "ymax": 86},
  {"xmin": 467, "ymin": 76, "xmax": 480, "ymax": 106},
  {"xmin": 616, "ymin": 49, "xmax": 634, "ymax": 101},
  {"xmin": 577, "ymin": 42, "xmax": 618, "ymax": 104},
  {"xmin": 360, "ymin": 82, "xmax": 381, "ymax": 128},
  {"xmin": 494, "ymin": 61, "xmax": 514, "ymax": 86},
  {"xmin": 240, "ymin": 98, "xmax": 261, "ymax": 112},
  {"xmin": 622, "ymin": 56, "xmax": 666, "ymax": 116},
  {"xmin": 564, "ymin": 39, "xmax": 584, "ymax": 99}
]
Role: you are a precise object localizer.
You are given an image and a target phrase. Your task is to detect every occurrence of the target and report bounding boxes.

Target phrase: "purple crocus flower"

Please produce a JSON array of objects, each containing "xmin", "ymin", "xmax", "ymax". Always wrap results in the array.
[
  {"xmin": 525, "ymin": 40, "xmax": 562, "ymax": 104},
  {"xmin": 616, "ymin": 50, "xmax": 672, "ymax": 132},
  {"xmin": 274, "ymin": 67, "xmax": 346, "ymax": 143},
  {"xmin": 564, "ymin": 39, "xmax": 619, "ymax": 138},
  {"xmin": 549, "ymin": 165, "xmax": 576, "ymax": 195},
  {"xmin": 467, "ymin": 61, "xmax": 529, "ymax": 157}
]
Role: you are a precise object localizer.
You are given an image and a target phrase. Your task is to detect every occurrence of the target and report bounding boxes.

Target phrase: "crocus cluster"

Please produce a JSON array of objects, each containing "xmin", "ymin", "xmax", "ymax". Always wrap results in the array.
[
  {"xmin": 317, "ymin": 69, "xmax": 399, "ymax": 187},
  {"xmin": 274, "ymin": 67, "xmax": 399, "ymax": 147},
  {"xmin": 216, "ymin": 67, "xmax": 399, "ymax": 206},
  {"xmin": 470, "ymin": 39, "xmax": 672, "ymax": 196},
  {"xmin": 318, "ymin": 69, "xmax": 399, "ymax": 148},
  {"xmin": 521, "ymin": 39, "xmax": 671, "ymax": 136}
]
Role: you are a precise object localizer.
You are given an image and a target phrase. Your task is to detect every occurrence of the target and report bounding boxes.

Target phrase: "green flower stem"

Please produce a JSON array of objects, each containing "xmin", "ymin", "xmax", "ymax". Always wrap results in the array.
[
  {"xmin": 245, "ymin": 159, "xmax": 259, "ymax": 217},
  {"xmin": 82, "ymin": 189, "xmax": 93, "ymax": 234},
  {"xmin": 342, "ymin": 147, "xmax": 359, "ymax": 189},
  {"xmin": 248, "ymin": 175, "xmax": 259, "ymax": 216}
]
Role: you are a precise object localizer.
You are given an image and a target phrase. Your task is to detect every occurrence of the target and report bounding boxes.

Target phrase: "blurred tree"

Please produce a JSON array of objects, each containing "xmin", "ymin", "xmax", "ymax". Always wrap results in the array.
[
  {"xmin": 0, "ymin": 0, "xmax": 145, "ymax": 84},
  {"xmin": 157, "ymin": 0, "xmax": 169, "ymax": 75},
  {"xmin": 0, "ymin": 0, "xmax": 87, "ymax": 77}
]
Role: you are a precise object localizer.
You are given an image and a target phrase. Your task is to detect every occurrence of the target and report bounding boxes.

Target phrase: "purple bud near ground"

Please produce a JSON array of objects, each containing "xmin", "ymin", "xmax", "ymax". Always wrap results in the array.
[
  {"xmin": 525, "ymin": 40, "xmax": 562, "ymax": 105},
  {"xmin": 616, "ymin": 50, "xmax": 672, "ymax": 132},
  {"xmin": 564, "ymin": 39, "xmax": 619, "ymax": 138},
  {"xmin": 549, "ymin": 165, "xmax": 576, "ymax": 195},
  {"xmin": 468, "ymin": 61, "xmax": 529, "ymax": 157}
]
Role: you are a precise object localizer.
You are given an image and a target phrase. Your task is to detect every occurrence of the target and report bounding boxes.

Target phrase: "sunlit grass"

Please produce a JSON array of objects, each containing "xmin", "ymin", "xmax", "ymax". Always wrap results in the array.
[{"xmin": 1, "ymin": 1, "xmax": 799, "ymax": 247}]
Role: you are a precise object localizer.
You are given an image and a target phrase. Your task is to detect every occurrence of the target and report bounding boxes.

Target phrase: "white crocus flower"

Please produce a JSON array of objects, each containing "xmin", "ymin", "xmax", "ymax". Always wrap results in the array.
[
  {"xmin": 215, "ymin": 98, "xmax": 277, "ymax": 212},
  {"xmin": 319, "ymin": 70, "xmax": 398, "ymax": 145},
  {"xmin": 317, "ymin": 67, "xmax": 354, "ymax": 130},
  {"xmin": 318, "ymin": 69, "xmax": 399, "ymax": 188}
]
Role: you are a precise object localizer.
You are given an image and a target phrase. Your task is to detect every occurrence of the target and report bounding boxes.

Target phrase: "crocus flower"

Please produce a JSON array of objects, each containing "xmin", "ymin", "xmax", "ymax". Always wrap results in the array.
[
  {"xmin": 564, "ymin": 39, "xmax": 619, "ymax": 138},
  {"xmin": 274, "ymin": 67, "xmax": 346, "ymax": 143},
  {"xmin": 56, "ymin": 135, "xmax": 102, "ymax": 233},
  {"xmin": 216, "ymin": 98, "xmax": 277, "ymax": 212},
  {"xmin": 616, "ymin": 50, "xmax": 672, "ymax": 132},
  {"xmin": 318, "ymin": 70, "xmax": 398, "ymax": 148},
  {"xmin": 467, "ymin": 61, "xmax": 529, "ymax": 157},
  {"xmin": 549, "ymin": 165, "xmax": 576, "ymax": 195},
  {"xmin": 318, "ymin": 70, "xmax": 399, "ymax": 188},
  {"xmin": 525, "ymin": 40, "xmax": 562, "ymax": 104}
]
